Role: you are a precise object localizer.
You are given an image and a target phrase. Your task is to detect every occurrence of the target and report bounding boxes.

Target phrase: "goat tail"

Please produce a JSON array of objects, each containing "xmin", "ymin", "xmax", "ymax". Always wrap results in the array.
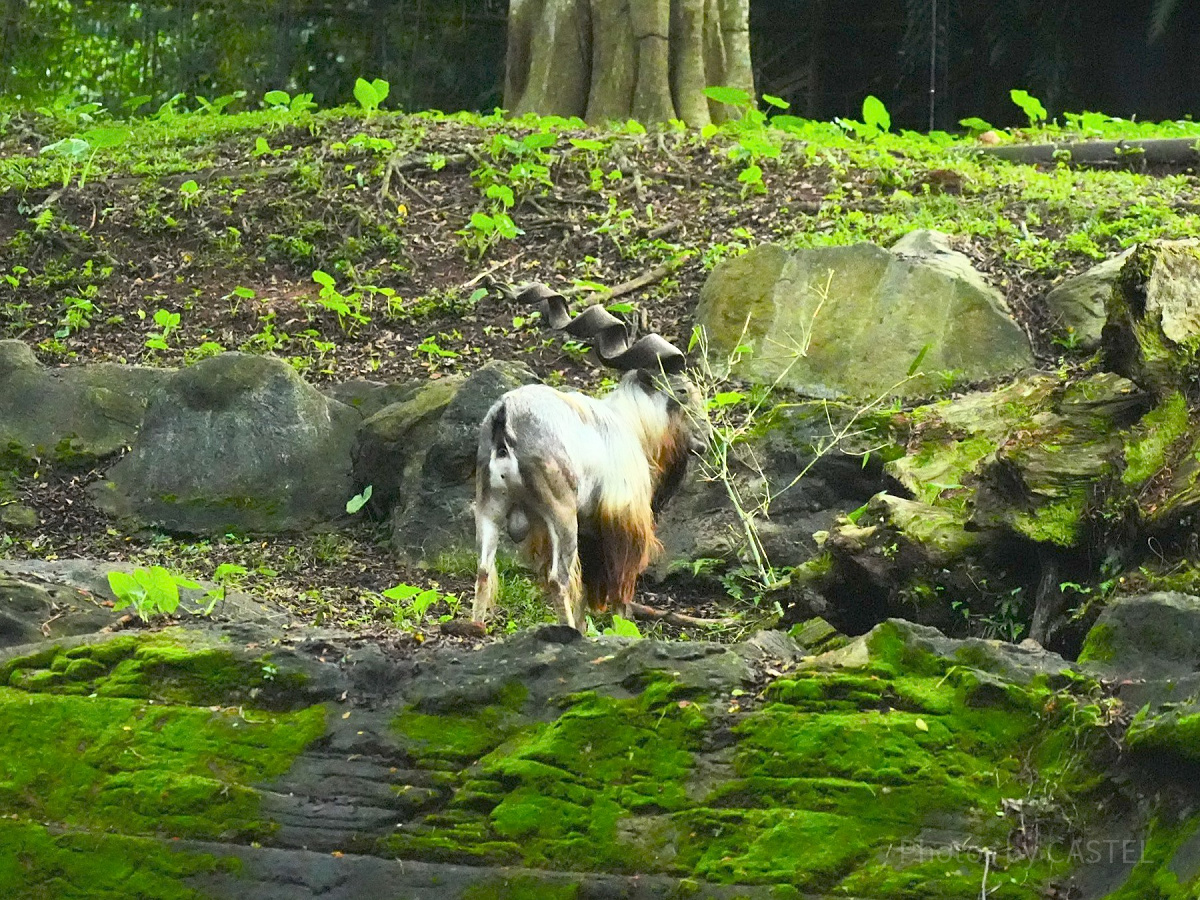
[{"xmin": 490, "ymin": 401, "xmax": 511, "ymax": 457}]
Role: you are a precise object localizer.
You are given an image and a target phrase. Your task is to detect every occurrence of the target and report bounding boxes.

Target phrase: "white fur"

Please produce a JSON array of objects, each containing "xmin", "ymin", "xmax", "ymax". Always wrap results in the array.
[{"xmin": 472, "ymin": 372, "xmax": 681, "ymax": 633}]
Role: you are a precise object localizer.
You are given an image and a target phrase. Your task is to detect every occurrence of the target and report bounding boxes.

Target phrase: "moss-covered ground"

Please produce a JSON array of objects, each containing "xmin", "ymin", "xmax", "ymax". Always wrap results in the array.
[
  {"xmin": 0, "ymin": 631, "xmax": 326, "ymax": 896},
  {"xmin": 385, "ymin": 623, "xmax": 1112, "ymax": 898}
]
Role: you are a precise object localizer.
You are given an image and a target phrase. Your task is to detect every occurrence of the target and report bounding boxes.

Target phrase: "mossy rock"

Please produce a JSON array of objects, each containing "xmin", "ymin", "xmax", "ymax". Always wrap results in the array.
[
  {"xmin": 889, "ymin": 372, "xmax": 1146, "ymax": 548},
  {"xmin": 0, "ymin": 339, "xmax": 168, "ymax": 468},
  {"xmin": 1078, "ymin": 591, "xmax": 1200, "ymax": 678},
  {"xmin": 90, "ymin": 352, "xmax": 360, "ymax": 533},
  {"xmin": 1102, "ymin": 238, "xmax": 1200, "ymax": 396},
  {"xmin": 694, "ymin": 231, "xmax": 1034, "ymax": 399},
  {"xmin": 1044, "ymin": 247, "xmax": 1133, "ymax": 351},
  {"xmin": 1108, "ymin": 389, "xmax": 1200, "ymax": 532},
  {"xmin": 380, "ymin": 620, "xmax": 1110, "ymax": 897},
  {"xmin": 354, "ymin": 374, "xmax": 464, "ymax": 514},
  {"xmin": 0, "ymin": 627, "xmax": 327, "ymax": 896},
  {"xmin": 390, "ymin": 360, "xmax": 537, "ymax": 562}
]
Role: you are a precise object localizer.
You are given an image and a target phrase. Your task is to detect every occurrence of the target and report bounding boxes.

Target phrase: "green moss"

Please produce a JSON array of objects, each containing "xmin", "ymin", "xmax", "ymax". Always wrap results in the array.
[
  {"xmin": 2, "ymin": 633, "xmax": 306, "ymax": 707},
  {"xmin": 384, "ymin": 676, "xmax": 708, "ymax": 872},
  {"xmin": 899, "ymin": 433, "xmax": 998, "ymax": 508},
  {"xmin": 0, "ymin": 684, "xmax": 325, "ymax": 839},
  {"xmin": 0, "ymin": 632, "xmax": 325, "ymax": 855},
  {"xmin": 377, "ymin": 622, "xmax": 1112, "ymax": 897},
  {"xmin": 1010, "ymin": 493, "xmax": 1086, "ymax": 547},
  {"xmin": 1126, "ymin": 706, "xmax": 1200, "ymax": 764},
  {"xmin": 1104, "ymin": 814, "xmax": 1200, "ymax": 899},
  {"xmin": 0, "ymin": 820, "xmax": 235, "ymax": 899},
  {"xmin": 1123, "ymin": 391, "xmax": 1190, "ymax": 485},
  {"xmin": 1077, "ymin": 622, "xmax": 1117, "ymax": 664},
  {"xmin": 395, "ymin": 697, "xmax": 528, "ymax": 764}
]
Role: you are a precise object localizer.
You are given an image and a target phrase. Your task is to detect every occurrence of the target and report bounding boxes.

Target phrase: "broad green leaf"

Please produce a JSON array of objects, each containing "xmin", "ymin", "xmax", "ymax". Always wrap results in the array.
[
  {"xmin": 81, "ymin": 127, "xmax": 130, "ymax": 150},
  {"xmin": 1010, "ymin": 89, "xmax": 1047, "ymax": 125},
  {"xmin": 862, "ymin": 95, "xmax": 891, "ymax": 133},
  {"xmin": 41, "ymin": 137, "xmax": 90, "ymax": 159},
  {"xmin": 958, "ymin": 116, "xmax": 994, "ymax": 134},
  {"xmin": 607, "ymin": 614, "xmax": 642, "ymax": 638},
  {"xmin": 354, "ymin": 78, "xmax": 380, "ymax": 111},
  {"xmin": 469, "ymin": 212, "xmax": 496, "ymax": 233},
  {"xmin": 383, "ymin": 583, "xmax": 423, "ymax": 602},
  {"xmin": 738, "ymin": 164, "xmax": 764, "ymax": 185},
  {"xmin": 704, "ymin": 85, "xmax": 752, "ymax": 107},
  {"xmin": 570, "ymin": 138, "xmax": 606, "ymax": 151},
  {"xmin": 522, "ymin": 131, "xmax": 557, "ymax": 150},
  {"xmin": 346, "ymin": 484, "xmax": 373, "ymax": 514}
]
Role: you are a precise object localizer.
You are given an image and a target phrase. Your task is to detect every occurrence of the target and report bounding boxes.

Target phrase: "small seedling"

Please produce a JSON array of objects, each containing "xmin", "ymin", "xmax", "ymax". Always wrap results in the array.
[
  {"xmin": 107, "ymin": 566, "xmax": 200, "ymax": 621},
  {"xmin": 346, "ymin": 485, "xmax": 373, "ymax": 514},
  {"xmin": 353, "ymin": 78, "xmax": 390, "ymax": 117}
]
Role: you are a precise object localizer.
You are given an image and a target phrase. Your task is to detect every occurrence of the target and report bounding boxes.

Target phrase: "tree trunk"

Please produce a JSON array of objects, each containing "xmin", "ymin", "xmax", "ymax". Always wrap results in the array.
[{"xmin": 505, "ymin": 0, "xmax": 754, "ymax": 126}]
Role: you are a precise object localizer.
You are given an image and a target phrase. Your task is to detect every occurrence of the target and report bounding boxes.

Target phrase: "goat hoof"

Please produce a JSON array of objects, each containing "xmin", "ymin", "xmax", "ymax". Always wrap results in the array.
[
  {"xmin": 440, "ymin": 619, "xmax": 488, "ymax": 638},
  {"xmin": 536, "ymin": 623, "xmax": 584, "ymax": 644}
]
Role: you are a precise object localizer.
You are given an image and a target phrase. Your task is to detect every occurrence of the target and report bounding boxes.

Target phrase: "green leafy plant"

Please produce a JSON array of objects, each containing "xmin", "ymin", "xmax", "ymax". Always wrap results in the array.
[
  {"xmin": 601, "ymin": 614, "xmax": 642, "ymax": 638},
  {"xmin": 107, "ymin": 566, "xmax": 200, "ymax": 621},
  {"xmin": 701, "ymin": 86, "xmax": 792, "ymax": 194},
  {"xmin": 39, "ymin": 137, "xmax": 89, "ymax": 188},
  {"xmin": 311, "ymin": 270, "xmax": 370, "ymax": 332},
  {"xmin": 381, "ymin": 582, "xmax": 459, "ymax": 628},
  {"xmin": 178, "ymin": 179, "xmax": 200, "ymax": 210},
  {"xmin": 263, "ymin": 89, "xmax": 317, "ymax": 113},
  {"xmin": 838, "ymin": 95, "xmax": 893, "ymax": 141},
  {"xmin": 346, "ymin": 485, "xmax": 373, "ymax": 514},
  {"xmin": 40, "ymin": 126, "xmax": 130, "ymax": 188},
  {"xmin": 1010, "ymin": 89, "xmax": 1048, "ymax": 128},
  {"xmin": 195, "ymin": 90, "xmax": 246, "ymax": 115},
  {"xmin": 200, "ymin": 563, "xmax": 249, "ymax": 614},
  {"xmin": 353, "ymin": 78, "xmax": 390, "ymax": 117},
  {"xmin": 145, "ymin": 308, "xmax": 181, "ymax": 350},
  {"xmin": 57, "ymin": 288, "xmax": 99, "ymax": 338}
]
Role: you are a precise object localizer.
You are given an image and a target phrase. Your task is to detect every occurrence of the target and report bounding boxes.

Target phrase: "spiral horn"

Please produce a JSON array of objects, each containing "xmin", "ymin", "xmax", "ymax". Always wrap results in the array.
[{"xmin": 497, "ymin": 281, "xmax": 686, "ymax": 374}]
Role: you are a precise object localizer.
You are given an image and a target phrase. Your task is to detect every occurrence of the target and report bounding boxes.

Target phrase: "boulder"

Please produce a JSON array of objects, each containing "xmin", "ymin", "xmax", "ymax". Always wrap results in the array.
[
  {"xmin": 1044, "ymin": 248, "xmax": 1133, "ymax": 350},
  {"xmin": 390, "ymin": 360, "xmax": 537, "ymax": 561},
  {"xmin": 1102, "ymin": 238, "xmax": 1200, "ymax": 395},
  {"xmin": 888, "ymin": 372, "xmax": 1146, "ymax": 547},
  {"xmin": 90, "ymin": 352, "xmax": 360, "ymax": 533},
  {"xmin": 813, "ymin": 373, "xmax": 1147, "ymax": 642},
  {"xmin": 322, "ymin": 378, "xmax": 425, "ymax": 420},
  {"xmin": 1078, "ymin": 591, "xmax": 1200, "ymax": 679},
  {"xmin": 354, "ymin": 376, "xmax": 464, "ymax": 515},
  {"xmin": 652, "ymin": 399, "xmax": 892, "ymax": 580},
  {"xmin": 694, "ymin": 231, "xmax": 1034, "ymax": 398},
  {"xmin": 0, "ymin": 339, "xmax": 167, "ymax": 466}
]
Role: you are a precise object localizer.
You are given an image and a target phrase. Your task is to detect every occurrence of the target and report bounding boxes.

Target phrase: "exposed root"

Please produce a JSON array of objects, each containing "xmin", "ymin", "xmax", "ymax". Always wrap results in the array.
[{"xmin": 629, "ymin": 601, "xmax": 732, "ymax": 627}]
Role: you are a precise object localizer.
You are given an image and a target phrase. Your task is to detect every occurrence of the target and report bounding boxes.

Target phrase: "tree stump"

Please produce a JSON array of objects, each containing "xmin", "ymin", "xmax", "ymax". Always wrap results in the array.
[{"xmin": 505, "ymin": 0, "xmax": 753, "ymax": 126}]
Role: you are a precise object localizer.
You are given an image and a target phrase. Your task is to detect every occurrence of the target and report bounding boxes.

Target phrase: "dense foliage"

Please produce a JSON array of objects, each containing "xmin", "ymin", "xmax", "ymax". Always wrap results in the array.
[{"xmin": 2, "ymin": 0, "xmax": 1198, "ymax": 129}]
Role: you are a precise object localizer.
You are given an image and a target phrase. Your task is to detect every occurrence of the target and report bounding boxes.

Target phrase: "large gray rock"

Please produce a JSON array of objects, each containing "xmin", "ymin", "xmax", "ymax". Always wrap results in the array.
[
  {"xmin": 0, "ymin": 339, "xmax": 167, "ymax": 465},
  {"xmin": 90, "ymin": 352, "xmax": 360, "ymax": 533},
  {"xmin": 1078, "ymin": 591, "xmax": 1200, "ymax": 680},
  {"xmin": 390, "ymin": 360, "xmax": 536, "ymax": 562},
  {"xmin": 1044, "ymin": 248, "xmax": 1133, "ymax": 350},
  {"xmin": 354, "ymin": 375, "xmax": 464, "ymax": 515},
  {"xmin": 694, "ymin": 231, "xmax": 1034, "ymax": 398}
]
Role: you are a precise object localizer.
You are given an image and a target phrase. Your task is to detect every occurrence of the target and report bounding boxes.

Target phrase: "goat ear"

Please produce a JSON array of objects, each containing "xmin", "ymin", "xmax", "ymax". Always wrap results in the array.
[{"xmin": 634, "ymin": 369, "xmax": 656, "ymax": 391}]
